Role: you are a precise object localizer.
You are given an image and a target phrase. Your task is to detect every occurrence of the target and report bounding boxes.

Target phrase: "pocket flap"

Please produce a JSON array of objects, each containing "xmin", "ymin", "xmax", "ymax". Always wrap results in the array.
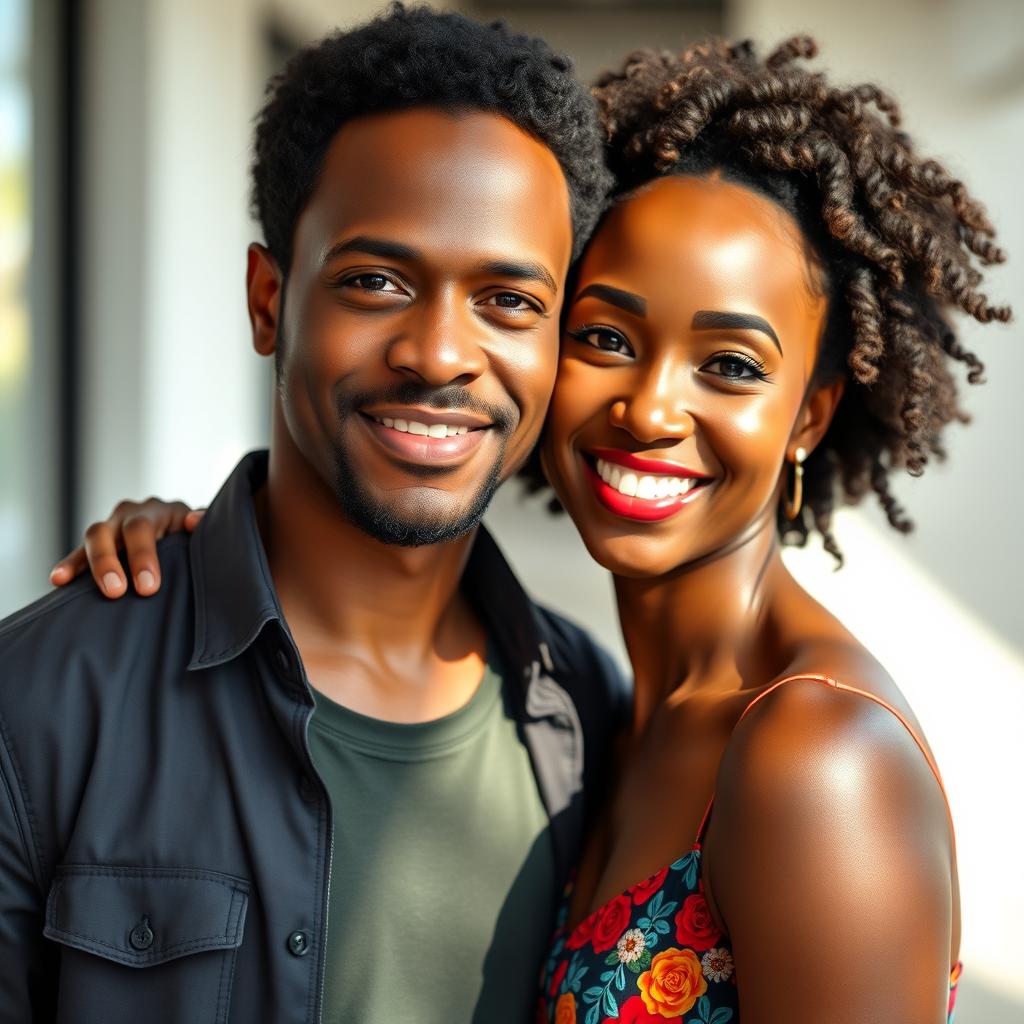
[{"xmin": 44, "ymin": 865, "xmax": 249, "ymax": 968}]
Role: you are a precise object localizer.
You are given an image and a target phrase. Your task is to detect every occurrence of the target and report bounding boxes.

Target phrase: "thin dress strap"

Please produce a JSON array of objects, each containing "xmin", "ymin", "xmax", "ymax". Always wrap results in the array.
[{"xmin": 693, "ymin": 673, "xmax": 955, "ymax": 850}]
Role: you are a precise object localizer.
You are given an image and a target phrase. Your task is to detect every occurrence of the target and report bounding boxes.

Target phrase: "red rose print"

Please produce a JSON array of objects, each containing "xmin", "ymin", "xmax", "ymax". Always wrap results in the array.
[
  {"xmin": 565, "ymin": 912, "xmax": 595, "ymax": 951},
  {"xmin": 591, "ymin": 894, "xmax": 633, "ymax": 953},
  {"xmin": 549, "ymin": 959, "xmax": 568, "ymax": 997},
  {"xmin": 629, "ymin": 867, "xmax": 668, "ymax": 906},
  {"xmin": 614, "ymin": 995, "xmax": 677, "ymax": 1023},
  {"xmin": 674, "ymin": 893, "xmax": 722, "ymax": 951}
]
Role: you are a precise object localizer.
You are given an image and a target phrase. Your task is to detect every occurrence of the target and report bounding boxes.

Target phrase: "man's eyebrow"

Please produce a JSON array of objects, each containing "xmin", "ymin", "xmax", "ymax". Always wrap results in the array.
[
  {"xmin": 575, "ymin": 283, "xmax": 647, "ymax": 317},
  {"xmin": 692, "ymin": 309, "xmax": 782, "ymax": 353},
  {"xmin": 479, "ymin": 260, "xmax": 558, "ymax": 295},
  {"xmin": 323, "ymin": 235, "xmax": 421, "ymax": 264}
]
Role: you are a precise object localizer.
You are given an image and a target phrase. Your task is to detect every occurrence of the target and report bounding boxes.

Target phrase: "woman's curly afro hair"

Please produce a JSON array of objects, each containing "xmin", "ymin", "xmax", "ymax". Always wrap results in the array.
[
  {"xmin": 251, "ymin": 2, "xmax": 611, "ymax": 274},
  {"xmin": 523, "ymin": 36, "xmax": 1010, "ymax": 564}
]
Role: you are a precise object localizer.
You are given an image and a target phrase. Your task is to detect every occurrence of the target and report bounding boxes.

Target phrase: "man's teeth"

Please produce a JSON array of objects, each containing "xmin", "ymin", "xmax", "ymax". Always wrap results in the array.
[
  {"xmin": 375, "ymin": 417, "xmax": 469, "ymax": 438},
  {"xmin": 595, "ymin": 457, "xmax": 701, "ymax": 500}
]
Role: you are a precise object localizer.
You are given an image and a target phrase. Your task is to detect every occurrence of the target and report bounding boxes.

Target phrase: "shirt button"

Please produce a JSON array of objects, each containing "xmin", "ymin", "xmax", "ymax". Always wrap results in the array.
[
  {"xmin": 129, "ymin": 916, "xmax": 154, "ymax": 951},
  {"xmin": 287, "ymin": 929, "xmax": 311, "ymax": 957}
]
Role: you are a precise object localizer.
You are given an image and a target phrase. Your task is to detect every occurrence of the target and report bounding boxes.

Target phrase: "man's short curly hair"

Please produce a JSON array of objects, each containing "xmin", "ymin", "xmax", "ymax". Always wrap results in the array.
[
  {"xmin": 521, "ymin": 36, "xmax": 1010, "ymax": 563},
  {"xmin": 251, "ymin": 2, "xmax": 611, "ymax": 273}
]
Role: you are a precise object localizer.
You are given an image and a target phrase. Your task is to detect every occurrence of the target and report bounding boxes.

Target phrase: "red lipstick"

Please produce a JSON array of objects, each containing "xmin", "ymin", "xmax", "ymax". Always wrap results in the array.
[
  {"xmin": 589, "ymin": 448, "xmax": 709, "ymax": 478},
  {"xmin": 582, "ymin": 450, "xmax": 710, "ymax": 523}
]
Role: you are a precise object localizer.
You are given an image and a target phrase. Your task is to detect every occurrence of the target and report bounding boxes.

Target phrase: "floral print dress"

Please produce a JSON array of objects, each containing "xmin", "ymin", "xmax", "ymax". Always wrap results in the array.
[
  {"xmin": 538, "ymin": 674, "xmax": 962, "ymax": 1024},
  {"xmin": 540, "ymin": 844, "xmax": 738, "ymax": 1024}
]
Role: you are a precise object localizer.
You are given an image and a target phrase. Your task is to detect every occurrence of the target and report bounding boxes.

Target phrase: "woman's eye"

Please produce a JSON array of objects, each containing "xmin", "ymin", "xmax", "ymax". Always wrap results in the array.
[
  {"xmin": 569, "ymin": 326, "xmax": 635, "ymax": 357},
  {"xmin": 702, "ymin": 353, "xmax": 768, "ymax": 381}
]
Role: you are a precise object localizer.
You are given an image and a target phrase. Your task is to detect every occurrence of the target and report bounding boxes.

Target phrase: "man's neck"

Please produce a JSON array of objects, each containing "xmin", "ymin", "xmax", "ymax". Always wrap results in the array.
[{"xmin": 260, "ymin": 425, "xmax": 487, "ymax": 722}]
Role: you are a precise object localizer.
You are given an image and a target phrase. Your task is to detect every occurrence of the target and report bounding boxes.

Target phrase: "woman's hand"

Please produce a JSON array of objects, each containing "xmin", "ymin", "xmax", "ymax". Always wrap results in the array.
[{"xmin": 49, "ymin": 499, "xmax": 206, "ymax": 598}]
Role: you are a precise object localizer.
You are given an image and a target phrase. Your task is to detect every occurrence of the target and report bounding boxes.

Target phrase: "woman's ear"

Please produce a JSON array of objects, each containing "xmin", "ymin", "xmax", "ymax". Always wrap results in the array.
[
  {"xmin": 247, "ymin": 243, "xmax": 283, "ymax": 357},
  {"xmin": 789, "ymin": 377, "xmax": 845, "ymax": 459}
]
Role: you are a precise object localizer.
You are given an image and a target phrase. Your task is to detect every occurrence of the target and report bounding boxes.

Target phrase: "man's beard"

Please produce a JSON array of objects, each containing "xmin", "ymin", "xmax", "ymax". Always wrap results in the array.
[{"xmin": 330, "ymin": 382, "xmax": 515, "ymax": 547}]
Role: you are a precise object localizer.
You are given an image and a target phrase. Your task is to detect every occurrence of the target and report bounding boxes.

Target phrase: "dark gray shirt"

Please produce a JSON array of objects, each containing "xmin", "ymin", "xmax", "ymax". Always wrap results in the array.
[{"xmin": 0, "ymin": 451, "xmax": 628, "ymax": 1023}]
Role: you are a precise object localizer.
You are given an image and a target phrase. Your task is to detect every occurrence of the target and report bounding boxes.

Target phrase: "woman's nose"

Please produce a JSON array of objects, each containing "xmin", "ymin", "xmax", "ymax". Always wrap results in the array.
[{"xmin": 608, "ymin": 365, "xmax": 696, "ymax": 443}]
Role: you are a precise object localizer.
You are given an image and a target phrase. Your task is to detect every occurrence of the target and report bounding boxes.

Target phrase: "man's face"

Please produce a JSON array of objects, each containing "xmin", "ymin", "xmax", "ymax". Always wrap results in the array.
[{"xmin": 259, "ymin": 107, "xmax": 573, "ymax": 545}]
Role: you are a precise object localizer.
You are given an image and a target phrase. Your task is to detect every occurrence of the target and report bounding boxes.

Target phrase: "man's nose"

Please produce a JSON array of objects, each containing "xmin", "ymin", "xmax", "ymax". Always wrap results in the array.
[{"xmin": 385, "ymin": 296, "xmax": 487, "ymax": 386}]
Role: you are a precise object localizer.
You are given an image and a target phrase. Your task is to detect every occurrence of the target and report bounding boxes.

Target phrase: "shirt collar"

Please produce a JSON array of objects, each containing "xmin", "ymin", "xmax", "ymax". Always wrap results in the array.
[
  {"xmin": 187, "ymin": 450, "xmax": 550, "ymax": 680},
  {"xmin": 188, "ymin": 451, "xmax": 283, "ymax": 671}
]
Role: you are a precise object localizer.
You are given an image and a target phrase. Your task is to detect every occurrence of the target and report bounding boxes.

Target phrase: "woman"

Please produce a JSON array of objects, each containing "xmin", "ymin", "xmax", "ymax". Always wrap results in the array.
[{"xmin": 55, "ymin": 38, "xmax": 1007, "ymax": 1023}]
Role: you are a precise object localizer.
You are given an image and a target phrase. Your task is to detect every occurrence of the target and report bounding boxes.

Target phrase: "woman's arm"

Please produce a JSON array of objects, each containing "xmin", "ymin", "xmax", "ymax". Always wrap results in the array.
[
  {"xmin": 705, "ymin": 677, "xmax": 956, "ymax": 1024},
  {"xmin": 49, "ymin": 499, "xmax": 205, "ymax": 598}
]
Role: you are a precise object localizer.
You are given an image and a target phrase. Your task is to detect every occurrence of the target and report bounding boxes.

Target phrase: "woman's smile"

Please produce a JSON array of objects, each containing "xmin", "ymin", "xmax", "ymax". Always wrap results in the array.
[{"xmin": 582, "ymin": 449, "xmax": 713, "ymax": 522}]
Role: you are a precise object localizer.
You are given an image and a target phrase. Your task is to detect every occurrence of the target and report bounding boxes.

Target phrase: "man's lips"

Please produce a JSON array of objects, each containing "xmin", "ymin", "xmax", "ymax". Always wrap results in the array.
[
  {"xmin": 361, "ymin": 405, "xmax": 492, "ymax": 431},
  {"xmin": 357, "ymin": 410, "xmax": 489, "ymax": 465},
  {"xmin": 582, "ymin": 449, "xmax": 711, "ymax": 522}
]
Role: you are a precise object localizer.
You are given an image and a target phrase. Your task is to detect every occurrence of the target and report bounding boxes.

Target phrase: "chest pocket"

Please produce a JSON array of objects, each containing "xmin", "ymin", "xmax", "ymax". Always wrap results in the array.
[{"xmin": 44, "ymin": 865, "xmax": 249, "ymax": 1024}]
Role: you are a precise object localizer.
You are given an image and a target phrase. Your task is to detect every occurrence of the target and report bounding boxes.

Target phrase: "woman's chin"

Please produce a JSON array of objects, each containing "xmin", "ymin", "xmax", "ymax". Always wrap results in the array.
[{"xmin": 576, "ymin": 527, "xmax": 693, "ymax": 580}]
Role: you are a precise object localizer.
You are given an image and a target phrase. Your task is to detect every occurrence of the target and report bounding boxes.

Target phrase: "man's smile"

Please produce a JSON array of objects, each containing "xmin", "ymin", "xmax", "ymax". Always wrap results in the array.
[{"xmin": 356, "ymin": 408, "xmax": 491, "ymax": 467}]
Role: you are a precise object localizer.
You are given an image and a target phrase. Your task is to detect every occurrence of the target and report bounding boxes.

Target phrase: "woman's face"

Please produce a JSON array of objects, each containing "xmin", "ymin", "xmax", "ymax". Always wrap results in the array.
[{"xmin": 542, "ymin": 174, "xmax": 834, "ymax": 578}]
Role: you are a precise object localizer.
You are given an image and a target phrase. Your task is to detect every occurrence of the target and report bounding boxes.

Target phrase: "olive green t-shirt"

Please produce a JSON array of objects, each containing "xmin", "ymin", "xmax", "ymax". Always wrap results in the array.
[{"xmin": 307, "ymin": 654, "xmax": 556, "ymax": 1024}]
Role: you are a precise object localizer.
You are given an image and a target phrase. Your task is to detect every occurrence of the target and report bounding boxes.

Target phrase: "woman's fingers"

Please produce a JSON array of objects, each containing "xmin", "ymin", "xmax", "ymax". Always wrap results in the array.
[
  {"xmin": 82, "ymin": 520, "xmax": 130, "ymax": 598},
  {"xmin": 48, "ymin": 498, "xmax": 200, "ymax": 598},
  {"xmin": 183, "ymin": 509, "xmax": 206, "ymax": 531},
  {"xmin": 122, "ymin": 514, "xmax": 161, "ymax": 595},
  {"xmin": 49, "ymin": 547, "xmax": 88, "ymax": 588}
]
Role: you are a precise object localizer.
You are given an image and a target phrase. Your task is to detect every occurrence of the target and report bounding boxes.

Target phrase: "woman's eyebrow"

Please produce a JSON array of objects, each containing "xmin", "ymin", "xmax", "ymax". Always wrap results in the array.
[
  {"xmin": 575, "ymin": 283, "xmax": 647, "ymax": 317},
  {"xmin": 691, "ymin": 309, "xmax": 782, "ymax": 353}
]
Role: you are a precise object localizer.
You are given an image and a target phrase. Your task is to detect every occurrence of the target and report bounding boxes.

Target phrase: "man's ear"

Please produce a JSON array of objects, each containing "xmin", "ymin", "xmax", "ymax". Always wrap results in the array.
[
  {"xmin": 247, "ymin": 243, "xmax": 283, "ymax": 357},
  {"xmin": 789, "ymin": 377, "xmax": 845, "ymax": 460}
]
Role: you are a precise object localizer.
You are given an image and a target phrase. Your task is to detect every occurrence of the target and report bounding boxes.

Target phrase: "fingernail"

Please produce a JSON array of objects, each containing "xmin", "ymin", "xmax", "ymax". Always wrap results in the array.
[
  {"xmin": 49, "ymin": 567, "xmax": 64, "ymax": 582},
  {"xmin": 137, "ymin": 570, "xmax": 156, "ymax": 592},
  {"xmin": 102, "ymin": 572, "xmax": 123, "ymax": 594}
]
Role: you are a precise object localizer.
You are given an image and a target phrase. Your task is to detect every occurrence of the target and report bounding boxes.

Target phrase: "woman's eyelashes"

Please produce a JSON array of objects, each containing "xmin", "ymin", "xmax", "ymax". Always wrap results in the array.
[
  {"xmin": 568, "ymin": 324, "xmax": 635, "ymax": 357},
  {"xmin": 701, "ymin": 351, "xmax": 771, "ymax": 383},
  {"xmin": 567, "ymin": 324, "xmax": 770, "ymax": 387}
]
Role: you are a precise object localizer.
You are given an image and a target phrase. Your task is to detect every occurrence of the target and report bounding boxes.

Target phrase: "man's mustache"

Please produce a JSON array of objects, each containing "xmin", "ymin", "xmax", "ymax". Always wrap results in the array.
[{"xmin": 338, "ymin": 382, "xmax": 517, "ymax": 434}]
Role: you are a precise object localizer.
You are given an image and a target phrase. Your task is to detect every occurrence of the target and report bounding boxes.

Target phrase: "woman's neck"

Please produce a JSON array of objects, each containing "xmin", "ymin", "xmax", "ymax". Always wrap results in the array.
[{"xmin": 615, "ymin": 517, "xmax": 793, "ymax": 734}]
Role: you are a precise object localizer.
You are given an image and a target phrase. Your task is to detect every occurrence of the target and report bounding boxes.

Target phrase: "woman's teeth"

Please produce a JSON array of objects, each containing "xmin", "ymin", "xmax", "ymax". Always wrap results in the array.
[
  {"xmin": 595, "ymin": 457, "xmax": 701, "ymax": 500},
  {"xmin": 374, "ymin": 416, "xmax": 470, "ymax": 438}
]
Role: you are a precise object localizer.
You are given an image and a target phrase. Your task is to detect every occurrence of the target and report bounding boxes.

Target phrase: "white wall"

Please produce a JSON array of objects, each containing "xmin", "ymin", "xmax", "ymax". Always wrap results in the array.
[{"xmin": 80, "ymin": 0, "xmax": 264, "ymax": 521}]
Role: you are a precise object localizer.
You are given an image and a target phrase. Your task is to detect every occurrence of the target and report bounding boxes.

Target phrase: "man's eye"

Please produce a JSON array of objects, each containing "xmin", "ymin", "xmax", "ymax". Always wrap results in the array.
[
  {"xmin": 484, "ymin": 293, "xmax": 537, "ymax": 312},
  {"xmin": 702, "ymin": 353, "xmax": 768, "ymax": 381},
  {"xmin": 342, "ymin": 274, "xmax": 400, "ymax": 292},
  {"xmin": 568, "ymin": 325, "xmax": 635, "ymax": 357}
]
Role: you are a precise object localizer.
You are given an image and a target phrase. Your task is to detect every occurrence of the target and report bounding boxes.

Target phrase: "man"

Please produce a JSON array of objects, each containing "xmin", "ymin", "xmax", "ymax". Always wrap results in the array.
[{"xmin": 0, "ymin": 6, "xmax": 625, "ymax": 1022}]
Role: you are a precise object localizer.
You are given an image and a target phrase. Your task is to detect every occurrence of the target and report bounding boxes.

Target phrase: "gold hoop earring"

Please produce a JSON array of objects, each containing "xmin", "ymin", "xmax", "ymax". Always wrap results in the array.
[{"xmin": 785, "ymin": 447, "xmax": 807, "ymax": 521}]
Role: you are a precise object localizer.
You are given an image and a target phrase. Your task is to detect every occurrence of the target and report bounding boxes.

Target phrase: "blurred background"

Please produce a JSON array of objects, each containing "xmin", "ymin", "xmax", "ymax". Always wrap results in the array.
[{"xmin": 1, "ymin": 0, "xmax": 1021, "ymax": 1016}]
